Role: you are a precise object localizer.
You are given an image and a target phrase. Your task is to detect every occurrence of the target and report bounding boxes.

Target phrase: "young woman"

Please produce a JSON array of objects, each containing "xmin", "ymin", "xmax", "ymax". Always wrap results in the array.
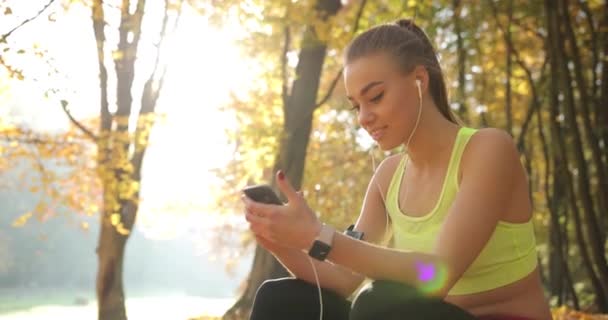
[{"xmin": 242, "ymin": 19, "xmax": 553, "ymax": 320}]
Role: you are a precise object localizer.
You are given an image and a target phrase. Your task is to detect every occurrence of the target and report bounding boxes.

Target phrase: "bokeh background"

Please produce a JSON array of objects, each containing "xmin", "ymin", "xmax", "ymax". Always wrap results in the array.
[{"xmin": 0, "ymin": 0, "xmax": 606, "ymax": 319}]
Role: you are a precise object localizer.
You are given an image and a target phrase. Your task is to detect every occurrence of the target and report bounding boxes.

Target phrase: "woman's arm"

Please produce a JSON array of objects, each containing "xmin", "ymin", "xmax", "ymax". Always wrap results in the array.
[
  {"xmin": 246, "ymin": 155, "xmax": 402, "ymax": 297},
  {"xmin": 267, "ymin": 245, "xmax": 364, "ymax": 298},
  {"xmin": 323, "ymin": 129, "xmax": 522, "ymax": 297}
]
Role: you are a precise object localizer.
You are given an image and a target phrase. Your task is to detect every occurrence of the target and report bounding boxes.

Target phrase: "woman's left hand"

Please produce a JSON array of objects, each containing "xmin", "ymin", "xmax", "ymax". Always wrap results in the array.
[{"xmin": 242, "ymin": 170, "xmax": 322, "ymax": 251}]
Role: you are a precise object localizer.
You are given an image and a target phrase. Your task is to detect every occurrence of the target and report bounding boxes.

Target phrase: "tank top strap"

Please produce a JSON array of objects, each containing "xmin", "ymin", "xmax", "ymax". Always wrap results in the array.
[
  {"xmin": 445, "ymin": 127, "xmax": 478, "ymax": 188},
  {"xmin": 386, "ymin": 153, "xmax": 407, "ymax": 210}
]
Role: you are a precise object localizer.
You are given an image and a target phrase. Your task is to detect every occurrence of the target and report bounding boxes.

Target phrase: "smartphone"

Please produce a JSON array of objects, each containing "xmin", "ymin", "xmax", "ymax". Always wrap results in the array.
[{"xmin": 242, "ymin": 184, "xmax": 283, "ymax": 205}]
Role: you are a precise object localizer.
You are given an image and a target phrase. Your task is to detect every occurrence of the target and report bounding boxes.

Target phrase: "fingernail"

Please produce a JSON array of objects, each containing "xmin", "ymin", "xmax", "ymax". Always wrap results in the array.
[{"xmin": 278, "ymin": 170, "xmax": 285, "ymax": 180}]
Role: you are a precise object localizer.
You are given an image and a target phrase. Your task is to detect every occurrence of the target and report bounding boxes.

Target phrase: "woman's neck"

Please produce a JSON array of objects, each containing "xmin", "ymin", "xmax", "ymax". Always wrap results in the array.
[{"xmin": 403, "ymin": 102, "xmax": 460, "ymax": 169}]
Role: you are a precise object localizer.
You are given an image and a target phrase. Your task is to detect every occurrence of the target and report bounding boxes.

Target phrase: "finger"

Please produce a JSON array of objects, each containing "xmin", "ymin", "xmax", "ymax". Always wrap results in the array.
[
  {"xmin": 242, "ymin": 195, "xmax": 277, "ymax": 217},
  {"xmin": 247, "ymin": 216, "xmax": 268, "ymax": 237},
  {"xmin": 245, "ymin": 210, "xmax": 271, "ymax": 226},
  {"xmin": 250, "ymin": 221, "xmax": 272, "ymax": 240},
  {"xmin": 275, "ymin": 170, "xmax": 300, "ymax": 205}
]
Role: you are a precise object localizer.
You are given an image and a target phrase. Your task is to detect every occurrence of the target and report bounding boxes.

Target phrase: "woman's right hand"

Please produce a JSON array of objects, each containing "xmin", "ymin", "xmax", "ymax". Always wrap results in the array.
[
  {"xmin": 254, "ymin": 233, "xmax": 288, "ymax": 254},
  {"xmin": 245, "ymin": 204, "xmax": 289, "ymax": 254},
  {"xmin": 245, "ymin": 185, "xmax": 308, "ymax": 255}
]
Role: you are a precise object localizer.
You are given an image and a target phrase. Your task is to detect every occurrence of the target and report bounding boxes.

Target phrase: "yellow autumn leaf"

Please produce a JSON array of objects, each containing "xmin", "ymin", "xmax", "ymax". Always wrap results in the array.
[
  {"xmin": 110, "ymin": 213, "xmax": 120, "ymax": 226},
  {"xmin": 116, "ymin": 223, "xmax": 130, "ymax": 235},
  {"xmin": 112, "ymin": 50, "xmax": 124, "ymax": 60},
  {"xmin": 115, "ymin": 115, "xmax": 130, "ymax": 127},
  {"xmin": 12, "ymin": 212, "xmax": 33, "ymax": 228}
]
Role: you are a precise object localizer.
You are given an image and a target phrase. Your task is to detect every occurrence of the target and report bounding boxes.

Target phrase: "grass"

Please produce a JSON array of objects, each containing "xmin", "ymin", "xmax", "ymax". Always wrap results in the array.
[{"xmin": 0, "ymin": 289, "xmax": 235, "ymax": 320}]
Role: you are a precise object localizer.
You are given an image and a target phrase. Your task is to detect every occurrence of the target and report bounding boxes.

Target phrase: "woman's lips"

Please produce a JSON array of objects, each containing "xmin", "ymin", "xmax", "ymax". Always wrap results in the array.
[{"xmin": 370, "ymin": 127, "xmax": 386, "ymax": 140}]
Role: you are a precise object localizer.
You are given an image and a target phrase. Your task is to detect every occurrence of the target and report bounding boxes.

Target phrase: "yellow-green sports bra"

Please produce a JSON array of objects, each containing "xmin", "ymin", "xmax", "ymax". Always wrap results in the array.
[{"xmin": 386, "ymin": 127, "xmax": 538, "ymax": 295}]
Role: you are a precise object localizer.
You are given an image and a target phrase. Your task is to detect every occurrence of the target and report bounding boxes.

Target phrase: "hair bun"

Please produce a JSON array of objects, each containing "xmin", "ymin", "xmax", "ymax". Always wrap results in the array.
[
  {"xmin": 394, "ymin": 18, "xmax": 424, "ymax": 38},
  {"xmin": 393, "ymin": 18, "xmax": 434, "ymax": 52},
  {"xmin": 394, "ymin": 18, "xmax": 416, "ymax": 30}
]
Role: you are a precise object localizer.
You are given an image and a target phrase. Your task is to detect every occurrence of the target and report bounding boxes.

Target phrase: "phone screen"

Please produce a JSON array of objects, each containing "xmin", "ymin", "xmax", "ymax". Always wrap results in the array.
[{"xmin": 242, "ymin": 185, "xmax": 283, "ymax": 205}]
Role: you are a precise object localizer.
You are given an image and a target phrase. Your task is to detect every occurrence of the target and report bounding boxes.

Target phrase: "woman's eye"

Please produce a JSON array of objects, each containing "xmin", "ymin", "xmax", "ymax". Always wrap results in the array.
[
  {"xmin": 350, "ymin": 105, "xmax": 360, "ymax": 112},
  {"xmin": 370, "ymin": 92, "xmax": 384, "ymax": 103}
]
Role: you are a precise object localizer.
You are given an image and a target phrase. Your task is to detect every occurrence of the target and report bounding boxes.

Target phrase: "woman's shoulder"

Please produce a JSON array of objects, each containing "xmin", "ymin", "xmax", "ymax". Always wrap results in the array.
[
  {"xmin": 465, "ymin": 127, "xmax": 518, "ymax": 157},
  {"xmin": 369, "ymin": 153, "xmax": 403, "ymax": 194},
  {"xmin": 462, "ymin": 126, "xmax": 523, "ymax": 181},
  {"xmin": 375, "ymin": 153, "xmax": 403, "ymax": 177}
]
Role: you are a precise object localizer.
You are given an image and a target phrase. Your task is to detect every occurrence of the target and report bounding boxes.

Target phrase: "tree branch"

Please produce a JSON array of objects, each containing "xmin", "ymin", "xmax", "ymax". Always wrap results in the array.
[
  {"xmin": 60, "ymin": 100, "xmax": 98, "ymax": 141},
  {"xmin": 0, "ymin": 0, "xmax": 57, "ymax": 43},
  {"xmin": 281, "ymin": 25, "xmax": 291, "ymax": 111},
  {"xmin": 510, "ymin": 15, "xmax": 545, "ymax": 40},
  {"xmin": 516, "ymin": 59, "xmax": 547, "ymax": 151},
  {"xmin": 92, "ymin": 0, "xmax": 111, "ymax": 133},
  {"xmin": 1, "ymin": 129, "xmax": 86, "ymax": 146},
  {"xmin": 132, "ymin": 0, "xmax": 183, "ymax": 179},
  {"xmin": 315, "ymin": 68, "xmax": 342, "ymax": 108},
  {"xmin": 314, "ymin": 0, "xmax": 368, "ymax": 109},
  {"xmin": 0, "ymin": 55, "xmax": 24, "ymax": 80},
  {"xmin": 576, "ymin": 0, "xmax": 599, "ymax": 100},
  {"xmin": 452, "ymin": 0, "xmax": 469, "ymax": 121},
  {"xmin": 489, "ymin": 1, "xmax": 546, "ymax": 149}
]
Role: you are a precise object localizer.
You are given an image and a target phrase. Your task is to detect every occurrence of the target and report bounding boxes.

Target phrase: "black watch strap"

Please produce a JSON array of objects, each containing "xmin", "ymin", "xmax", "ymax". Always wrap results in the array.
[{"xmin": 344, "ymin": 224, "xmax": 364, "ymax": 240}]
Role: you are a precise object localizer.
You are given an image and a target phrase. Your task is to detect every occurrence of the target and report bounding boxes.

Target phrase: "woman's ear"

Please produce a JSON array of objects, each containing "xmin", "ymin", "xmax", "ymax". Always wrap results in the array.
[{"xmin": 412, "ymin": 65, "xmax": 429, "ymax": 92}]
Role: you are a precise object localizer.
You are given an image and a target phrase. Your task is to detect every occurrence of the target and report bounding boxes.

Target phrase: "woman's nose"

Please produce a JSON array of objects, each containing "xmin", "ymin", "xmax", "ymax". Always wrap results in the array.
[{"xmin": 358, "ymin": 107, "xmax": 375, "ymax": 127}]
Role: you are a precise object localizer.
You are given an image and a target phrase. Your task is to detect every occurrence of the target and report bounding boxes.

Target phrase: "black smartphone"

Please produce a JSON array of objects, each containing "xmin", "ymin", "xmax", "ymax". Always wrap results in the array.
[{"xmin": 242, "ymin": 184, "xmax": 283, "ymax": 205}]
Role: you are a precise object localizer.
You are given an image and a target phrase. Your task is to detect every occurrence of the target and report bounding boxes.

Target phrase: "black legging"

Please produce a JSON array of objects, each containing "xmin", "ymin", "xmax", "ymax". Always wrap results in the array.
[{"xmin": 249, "ymin": 277, "xmax": 480, "ymax": 320}]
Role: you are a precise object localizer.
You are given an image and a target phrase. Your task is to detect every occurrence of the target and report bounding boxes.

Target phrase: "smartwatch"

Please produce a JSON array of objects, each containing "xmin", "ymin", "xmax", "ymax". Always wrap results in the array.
[{"xmin": 308, "ymin": 224, "xmax": 335, "ymax": 261}]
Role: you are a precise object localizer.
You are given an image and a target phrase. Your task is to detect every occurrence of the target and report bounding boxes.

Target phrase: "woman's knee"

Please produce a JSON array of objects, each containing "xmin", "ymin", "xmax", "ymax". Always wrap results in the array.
[
  {"xmin": 254, "ymin": 277, "xmax": 307, "ymax": 305},
  {"xmin": 350, "ymin": 280, "xmax": 422, "ymax": 320},
  {"xmin": 251, "ymin": 277, "xmax": 350, "ymax": 320},
  {"xmin": 350, "ymin": 280, "xmax": 476, "ymax": 320}
]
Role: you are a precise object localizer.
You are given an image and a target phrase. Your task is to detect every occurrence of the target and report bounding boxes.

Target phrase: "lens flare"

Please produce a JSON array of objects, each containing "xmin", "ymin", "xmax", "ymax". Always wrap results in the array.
[{"xmin": 415, "ymin": 261, "xmax": 448, "ymax": 294}]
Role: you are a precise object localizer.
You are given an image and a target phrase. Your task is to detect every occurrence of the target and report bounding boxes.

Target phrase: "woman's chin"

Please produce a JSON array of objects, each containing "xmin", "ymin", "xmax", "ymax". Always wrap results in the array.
[{"xmin": 377, "ymin": 140, "xmax": 401, "ymax": 151}]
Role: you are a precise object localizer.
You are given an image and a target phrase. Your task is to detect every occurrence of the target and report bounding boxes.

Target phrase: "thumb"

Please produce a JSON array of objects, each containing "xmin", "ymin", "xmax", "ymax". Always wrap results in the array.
[{"xmin": 275, "ymin": 170, "xmax": 300, "ymax": 204}]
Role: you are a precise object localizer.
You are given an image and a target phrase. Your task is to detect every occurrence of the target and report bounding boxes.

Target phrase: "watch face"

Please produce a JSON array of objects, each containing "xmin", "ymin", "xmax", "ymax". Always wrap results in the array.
[{"xmin": 309, "ymin": 240, "xmax": 331, "ymax": 261}]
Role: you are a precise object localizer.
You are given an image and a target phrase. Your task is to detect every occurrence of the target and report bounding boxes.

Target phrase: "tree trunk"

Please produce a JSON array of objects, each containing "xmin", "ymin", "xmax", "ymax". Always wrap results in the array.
[
  {"xmin": 96, "ymin": 208, "xmax": 128, "ymax": 319},
  {"xmin": 600, "ymin": 3, "xmax": 608, "ymax": 159},
  {"xmin": 539, "ymin": 102, "xmax": 578, "ymax": 308},
  {"xmin": 223, "ymin": 1, "xmax": 342, "ymax": 319},
  {"xmin": 91, "ymin": 1, "xmax": 175, "ymax": 318},
  {"xmin": 559, "ymin": 0, "xmax": 608, "ymax": 245},
  {"xmin": 599, "ymin": 0, "xmax": 608, "ymax": 242},
  {"xmin": 452, "ymin": 0, "xmax": 470, "ymax": 122},
  {"xmin": 504, "ymin": 0, "xmax": 513, "ymax": 135}
]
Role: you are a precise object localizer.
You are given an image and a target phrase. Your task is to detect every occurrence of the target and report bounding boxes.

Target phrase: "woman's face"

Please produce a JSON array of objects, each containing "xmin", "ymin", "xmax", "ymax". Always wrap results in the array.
[{"xmin": 344, "ymin": 52, "xmax": 421, "ymax": 150}]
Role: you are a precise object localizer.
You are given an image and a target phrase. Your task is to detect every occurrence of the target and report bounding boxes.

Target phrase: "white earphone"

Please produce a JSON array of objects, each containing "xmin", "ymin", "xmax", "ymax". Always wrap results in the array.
[
  {"xmin": 310, "ymin": 79, "xmax": 424, "ymax": 320},
  {"xmin": 380, "ymin": 78, "xmax": 423, "ymax": 240}
]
